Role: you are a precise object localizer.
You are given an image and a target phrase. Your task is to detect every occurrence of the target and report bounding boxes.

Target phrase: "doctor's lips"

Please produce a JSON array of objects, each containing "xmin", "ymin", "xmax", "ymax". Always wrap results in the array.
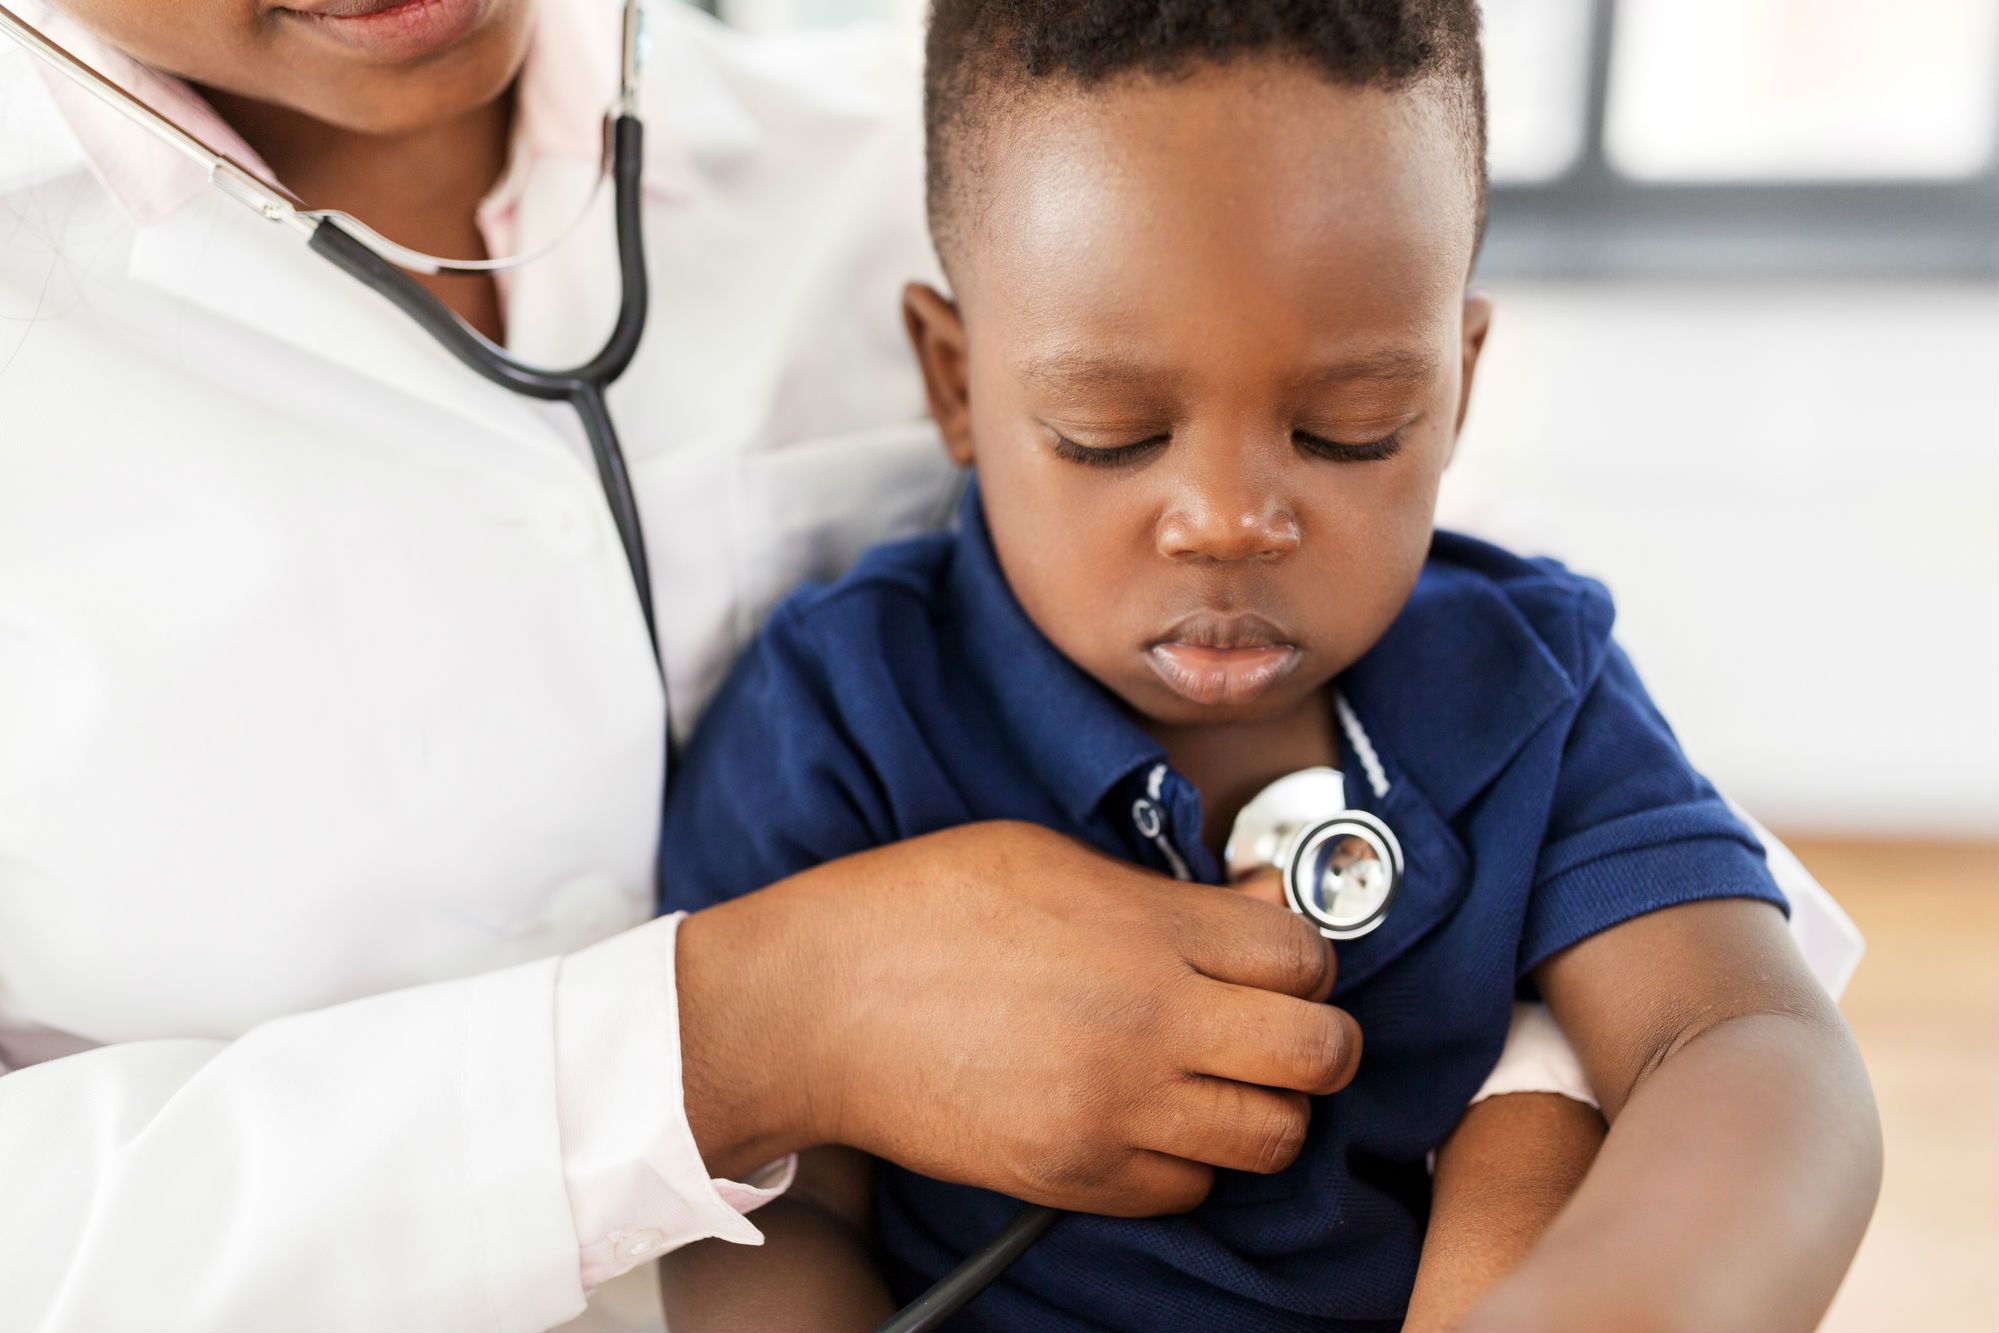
[
  {"xmin": 280, "ymin": 0, "xmax": 489, "ymax": 62},
  {"xmin": 1146, "ymin": 613, "xmax": 1302, "ymax": 708}
]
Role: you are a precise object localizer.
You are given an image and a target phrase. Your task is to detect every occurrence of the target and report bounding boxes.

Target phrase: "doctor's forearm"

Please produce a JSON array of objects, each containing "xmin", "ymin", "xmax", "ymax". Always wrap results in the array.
[
  {"xmin": 0, "ymin": 960, "xmax": 597, "ymax": 1333},
  {"xmin": 1463, "ymin": 1011, "xmax": 1880, "ymax": 1333},
  {"xmin": 677, "ymin": 877, "xmax": 840, "ymax": 1180}
]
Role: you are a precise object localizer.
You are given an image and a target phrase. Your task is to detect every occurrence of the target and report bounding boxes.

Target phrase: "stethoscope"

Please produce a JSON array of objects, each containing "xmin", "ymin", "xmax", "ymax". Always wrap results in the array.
[
  {"xmin": 0, "ymin": 9, "xmax": 1409, "ymax": 1329},
  {"xmin": 0, "ymin": 0, "xmax": 662, "ymax": 668}
]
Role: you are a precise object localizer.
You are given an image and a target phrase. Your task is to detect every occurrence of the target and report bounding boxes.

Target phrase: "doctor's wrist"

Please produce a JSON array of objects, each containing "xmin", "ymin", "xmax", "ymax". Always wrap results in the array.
[{"xmin": 677, "ymin": 879, "xmax": 846, "ymax": 1179}]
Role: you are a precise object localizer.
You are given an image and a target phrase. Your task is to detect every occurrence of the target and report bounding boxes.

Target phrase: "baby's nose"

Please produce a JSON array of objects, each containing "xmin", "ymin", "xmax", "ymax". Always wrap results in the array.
[{"xmin": 1155, "ymin": 488, "xmax": 1302, "ymax": 564}]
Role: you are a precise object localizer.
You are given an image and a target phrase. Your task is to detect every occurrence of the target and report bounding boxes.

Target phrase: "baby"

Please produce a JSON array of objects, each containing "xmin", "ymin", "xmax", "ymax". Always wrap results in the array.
[{"xmin": 656, "ymin": 2, "xmax": 1879, "ymax": 1330}]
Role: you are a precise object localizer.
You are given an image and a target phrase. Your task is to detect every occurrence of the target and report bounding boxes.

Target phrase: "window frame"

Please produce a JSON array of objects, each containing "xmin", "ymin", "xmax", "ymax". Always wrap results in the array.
[
  {"xmin": 691, "ymin": 0, "xmax": 1999, "ymax": 279},
  {"xmin": 1482, "ymin": 0, "xmax": 1999, "ymax": 279}
]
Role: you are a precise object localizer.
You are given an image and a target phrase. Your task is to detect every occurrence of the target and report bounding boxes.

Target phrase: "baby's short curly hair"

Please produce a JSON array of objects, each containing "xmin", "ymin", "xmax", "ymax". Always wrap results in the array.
[{"xmin": 924, "ymin": 0, "xmax": 1488, "ymax": 267}]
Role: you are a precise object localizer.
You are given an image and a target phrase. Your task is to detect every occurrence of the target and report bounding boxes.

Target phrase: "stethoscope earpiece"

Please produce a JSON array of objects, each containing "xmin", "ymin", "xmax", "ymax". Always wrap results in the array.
[{"xmin": 1224, "ymin": 767, "xmax": 1404, "ymax": 941}]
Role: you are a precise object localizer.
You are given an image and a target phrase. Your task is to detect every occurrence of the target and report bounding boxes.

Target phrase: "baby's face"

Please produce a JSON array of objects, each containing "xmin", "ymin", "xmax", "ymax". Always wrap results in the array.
[{"xmin": 911, "ymin": 59, "xmax": 1490, "ymax": 730}]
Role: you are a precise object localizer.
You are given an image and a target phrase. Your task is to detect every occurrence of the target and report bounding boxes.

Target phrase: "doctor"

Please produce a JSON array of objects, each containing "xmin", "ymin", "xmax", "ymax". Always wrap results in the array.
[{"xmin": 0, "ymin": 2, "xmax": 1383, "ymax": 1329}]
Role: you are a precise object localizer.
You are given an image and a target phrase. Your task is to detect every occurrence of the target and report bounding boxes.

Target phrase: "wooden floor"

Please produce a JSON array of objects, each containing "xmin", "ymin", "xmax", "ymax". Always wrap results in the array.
[{"xmin": 1785, "ymin": 838, "xmax": 1999, "ymax": 1333}]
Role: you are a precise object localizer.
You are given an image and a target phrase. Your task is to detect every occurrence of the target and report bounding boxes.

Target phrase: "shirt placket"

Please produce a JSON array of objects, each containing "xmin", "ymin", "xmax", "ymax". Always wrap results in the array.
[{"xmin": 1127, "ymin": 762, "xmax": 1214, "ymax": 883}]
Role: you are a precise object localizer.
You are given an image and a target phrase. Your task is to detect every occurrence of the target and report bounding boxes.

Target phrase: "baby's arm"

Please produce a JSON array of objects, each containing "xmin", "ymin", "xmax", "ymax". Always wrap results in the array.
[
  {"xmin": 1466, "ymin": 899, "xmax": 1879, "ymax": 1332},
  {"xmin": 660, "ymin": 1147, "xmax": 891, "ymax": 1333},
  {"xmin": 1404, "ymin": 1091, "xmax": 1605, "ymax": 1333},
  {"xmin": 1446, "ymin": 635, "xmax": 1878, "ymax": 1329}
]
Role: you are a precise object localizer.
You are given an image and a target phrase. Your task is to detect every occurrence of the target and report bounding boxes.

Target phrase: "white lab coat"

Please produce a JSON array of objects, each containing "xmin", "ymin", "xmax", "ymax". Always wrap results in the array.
[
  {"xmin": 0, "ymin": 3, "xmax": 1863, "ymax": 1330},
  {"xmin": 0, "ymin": 4, "xmax": 952, "ymax": 1330}
]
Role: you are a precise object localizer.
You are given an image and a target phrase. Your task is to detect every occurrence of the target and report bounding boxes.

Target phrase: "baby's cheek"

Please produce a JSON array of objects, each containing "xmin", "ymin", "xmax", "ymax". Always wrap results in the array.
[
  {"xmin": 1365, "ymin": 449, "xmax": 1448, "ymax": 570},
  {"xmin": 984, "ymin": 491, "xmax": 1125, "ymax": 643},
  {"xmin": 1300, "ymin": 518, "xmax": 1428, "ymax": 662}
]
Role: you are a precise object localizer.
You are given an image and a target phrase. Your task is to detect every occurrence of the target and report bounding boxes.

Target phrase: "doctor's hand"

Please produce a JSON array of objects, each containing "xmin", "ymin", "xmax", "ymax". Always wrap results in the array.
[{"xmin": 677, "ymin": 822, "xmax": 1359, "ymax": 1217}]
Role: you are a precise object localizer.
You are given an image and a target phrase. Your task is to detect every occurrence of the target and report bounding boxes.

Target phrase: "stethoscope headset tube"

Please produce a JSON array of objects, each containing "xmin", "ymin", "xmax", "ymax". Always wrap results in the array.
[{"xmin": 306, "ymin": 116, "xmax": 658, "ymax": 667}]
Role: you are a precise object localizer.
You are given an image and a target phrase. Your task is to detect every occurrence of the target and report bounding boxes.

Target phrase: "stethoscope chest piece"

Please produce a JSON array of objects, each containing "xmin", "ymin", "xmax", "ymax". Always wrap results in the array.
[{"xmin": 1223, "ymin": 767, "xmax": 1404, "ymax": 940}]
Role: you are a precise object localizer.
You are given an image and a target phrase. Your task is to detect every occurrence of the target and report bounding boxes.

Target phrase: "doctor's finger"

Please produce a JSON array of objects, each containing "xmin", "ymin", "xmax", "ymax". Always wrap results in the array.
[
  {"xmin": 1135, "ymin": 1080, "xmax": 1314, "ymax": 1177},
  {"xmin": 1229, "ymin": 867, "xmax": 1287, "ymax": 907},
  {"xmin": 1171, "ymin": 886, "xmax": 1336, "ymax": 1001},
  {"xmin": 1181, "ymin": 981, "xmax": 1362, "ymax": 1097}
]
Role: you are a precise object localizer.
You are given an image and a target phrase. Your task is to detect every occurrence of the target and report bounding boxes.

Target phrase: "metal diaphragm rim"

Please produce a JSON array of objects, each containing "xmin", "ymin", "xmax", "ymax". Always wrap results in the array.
[{"xmin": 1284, "ymin": 810, "xmax": 1403, "ymax": 940}]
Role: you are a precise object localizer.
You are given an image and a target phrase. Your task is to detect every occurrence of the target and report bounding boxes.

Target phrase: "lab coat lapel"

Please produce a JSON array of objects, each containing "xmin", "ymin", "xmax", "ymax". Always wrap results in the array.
[{"xmin": 124, "ymin": 192, "xmax": 562, "ymax": 454}]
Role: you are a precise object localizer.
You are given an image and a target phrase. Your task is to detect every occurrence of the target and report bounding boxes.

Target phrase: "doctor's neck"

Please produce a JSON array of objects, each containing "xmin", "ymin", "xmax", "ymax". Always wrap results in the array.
[
  {"xmin": 207, "ymin": 81, "xmax": 513, "ymax": 243},
  {"xmin": 48, "ymin": 0, "xmax": 533, "ymax": 339},
  {"xmin": 208, "ymin": 80, "xmax": 516, "ymax": 339}
]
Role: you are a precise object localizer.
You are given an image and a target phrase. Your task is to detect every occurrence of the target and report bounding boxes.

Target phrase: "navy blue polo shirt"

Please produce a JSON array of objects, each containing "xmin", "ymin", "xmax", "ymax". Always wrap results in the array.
[{"xmin": 659, "ymin": 483, "xmax": 1787, "ymax": 1333}]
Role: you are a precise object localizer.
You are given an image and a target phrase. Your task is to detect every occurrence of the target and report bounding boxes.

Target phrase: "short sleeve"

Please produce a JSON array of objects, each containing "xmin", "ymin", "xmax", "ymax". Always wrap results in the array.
[
  {"xmin": 658, "ymin": 602, "xmax": 896, "ymax": 914},
  {"xmin": 1518, "ymin": 641, "xmax": 1789, "ymax": 978}
]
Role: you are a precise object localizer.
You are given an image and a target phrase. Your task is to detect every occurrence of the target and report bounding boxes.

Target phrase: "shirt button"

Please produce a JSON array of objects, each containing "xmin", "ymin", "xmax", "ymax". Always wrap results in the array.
[
  {"xmin": 534, "ymin": 490, "xmax": 599, "ymax": 556},
  {"xmin": 611, "ymin": 1228, "xmax": 668, "ymax": 1263}
]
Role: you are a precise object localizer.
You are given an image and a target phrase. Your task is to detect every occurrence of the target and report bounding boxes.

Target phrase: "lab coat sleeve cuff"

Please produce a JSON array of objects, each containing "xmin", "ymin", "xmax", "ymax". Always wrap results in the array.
[
  {"xmin": 1470, "ymin": 1002, "xmax": 1599, "ymax": 1109},
  {"xmin": 554, "ymin": 912, "xmax": 797, "ymax": 1291}
]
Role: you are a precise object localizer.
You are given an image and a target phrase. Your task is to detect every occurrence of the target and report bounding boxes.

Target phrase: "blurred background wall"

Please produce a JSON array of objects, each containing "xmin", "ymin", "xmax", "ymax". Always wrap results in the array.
[{"xmin": 686, "ymin": 2, "xmax": 1999, "ymax": 1328}]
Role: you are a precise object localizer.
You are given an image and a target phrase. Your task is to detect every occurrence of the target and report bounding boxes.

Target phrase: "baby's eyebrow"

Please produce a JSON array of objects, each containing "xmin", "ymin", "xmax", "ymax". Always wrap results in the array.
[
  {"xmin": 1016, "ymin": 352, "xmax": 1163, "ymax": 392},
  {"xmin": 1304, "ymin": 349, "xmax": 1441, "ymax": 386},
  {"xmin": 1014, "ymin": 348, "xmax": 1442, "ymax": 393}
]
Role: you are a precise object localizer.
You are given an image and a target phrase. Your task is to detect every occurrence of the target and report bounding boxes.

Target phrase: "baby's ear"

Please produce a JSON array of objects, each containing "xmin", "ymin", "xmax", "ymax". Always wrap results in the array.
[
  {"xmin": 902, "ymin": 282, "xmax": 976, "ymax": 467},
  {"xmin": 1451, "ymin": 290, "xmax": 1495, "ymax": 445}
]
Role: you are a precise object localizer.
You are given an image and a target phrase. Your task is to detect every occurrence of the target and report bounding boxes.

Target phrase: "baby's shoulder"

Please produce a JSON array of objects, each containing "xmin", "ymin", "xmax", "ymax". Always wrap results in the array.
[
  {"xmin": 1341, "ymin": 534, "xmax": 1626, "ymax": 817},
  {"xmin": 766, "ymin": 528, "xmax": 956, "ymax": 645},
  {"xmin": 1413, "ymin": 531, "xmax": 1621, "ymax": 694},
  {"xmin": 739, "ymin": 528, "xmax": 962, "ymax": 714}
]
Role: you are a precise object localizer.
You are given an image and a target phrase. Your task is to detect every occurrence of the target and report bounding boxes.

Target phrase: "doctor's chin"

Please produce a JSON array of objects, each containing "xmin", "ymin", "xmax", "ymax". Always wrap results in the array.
[{"xmin": 0, "ymin": 1, "xmax": 1992, "ymax": 1332}]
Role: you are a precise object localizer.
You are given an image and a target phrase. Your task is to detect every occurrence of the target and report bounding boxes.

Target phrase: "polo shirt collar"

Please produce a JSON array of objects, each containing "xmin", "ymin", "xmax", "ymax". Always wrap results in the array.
[
  {"xmin": 947, "ymin": 482, "xmax": 1168, "ymax": 826},
  {"xmin": 1339, "ymin": 534, "xmax": 1584, "ymax": 820}
]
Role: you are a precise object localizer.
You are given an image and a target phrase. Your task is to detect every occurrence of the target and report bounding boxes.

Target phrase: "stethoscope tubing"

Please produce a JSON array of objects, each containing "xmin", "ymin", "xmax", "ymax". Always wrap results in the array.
[
  {"xmin": 307, "ymin": 115, "xmax": 660, "ymax": 664},
  {"xmin": 875, "ymin": 1204, "xmax": 1062, "ymax": 1333}
]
